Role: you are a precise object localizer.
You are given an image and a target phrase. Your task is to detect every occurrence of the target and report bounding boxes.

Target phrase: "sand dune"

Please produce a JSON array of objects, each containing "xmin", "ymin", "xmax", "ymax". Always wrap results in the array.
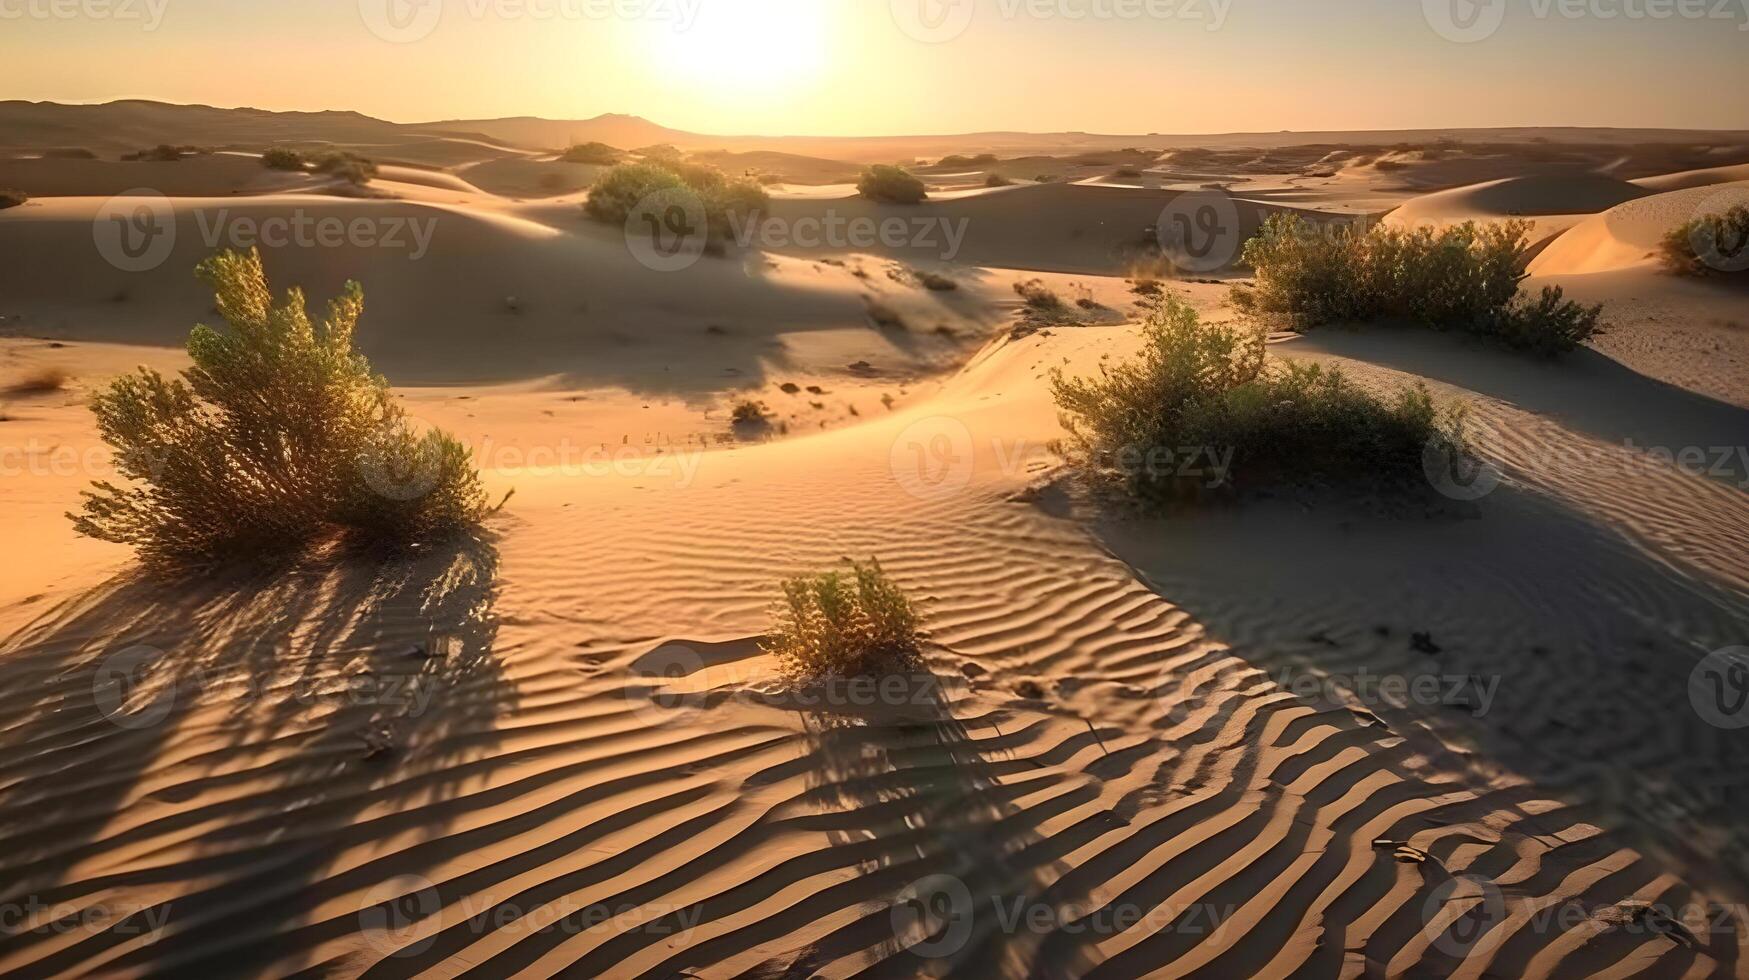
[
  {"xmin": 1530, "ymin": 180, "xmax": 1749, "ymax": 276},
  {"xmin": 4, "ymin": 120, "xmax": 1749, "ymax": 978},
  {"xmin": 4, "ymin": 307, "xmax": 1748, "ymax": 977}
]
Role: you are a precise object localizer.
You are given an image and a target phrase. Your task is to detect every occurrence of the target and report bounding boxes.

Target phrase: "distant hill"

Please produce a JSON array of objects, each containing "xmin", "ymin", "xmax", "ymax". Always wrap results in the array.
[{"xmin": 4, "ymin": 100, "xmax": 1747, "ymax": 164}]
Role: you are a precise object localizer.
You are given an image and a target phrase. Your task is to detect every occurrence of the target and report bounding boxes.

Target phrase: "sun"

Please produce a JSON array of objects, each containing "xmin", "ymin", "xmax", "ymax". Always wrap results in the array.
[{"xmin": 646, "ymin": 0, "xmax": 831, "ymax": 94}]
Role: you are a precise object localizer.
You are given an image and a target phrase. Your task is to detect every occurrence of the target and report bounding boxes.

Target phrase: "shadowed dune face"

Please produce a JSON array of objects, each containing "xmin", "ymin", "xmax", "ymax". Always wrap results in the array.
[{"xmin": 0, "ymin": 535, "xmax": 509, "ymax": 976}]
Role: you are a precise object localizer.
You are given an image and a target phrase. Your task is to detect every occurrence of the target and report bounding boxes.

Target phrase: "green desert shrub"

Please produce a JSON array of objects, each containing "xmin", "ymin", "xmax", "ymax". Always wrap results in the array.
[
  {"xmin": 1660, "ymin": 203, "xmax": 1749, "ymax": 277},
  {"xmin": 857, "ymin": 165, "xmax": 927, "ymax": 204},
  {"xmin": 1235, "ymin": 214, "xmax": 1602, "ymax": 355},
  {"xmin": 1051, "ymin": 295, "xmax": 1467, "ymax": 501},
  {"xmin": 763, "ymin": 559, "xmax": 923, "ymax": 682},
  {"xmin": 70, "ymin": 249, "xmax": 488, "ymax": 566},
  {"xmin": 0, "ymin": 189, "xmax": 27, "ymax": 209},
  {"xmin": 313, "ymin": 151, "xmax": 378, "ymax": 185},
  {"xmin": 584, "ymin": 161, "xmax": 769, "ymax": 251},
  {"xmin": 261, "ymin": 147, "xmax": 306, "ymax": 171},
  {"xmin": 559, "ymin": 141, "xmax": 622, "ymax": 165}
]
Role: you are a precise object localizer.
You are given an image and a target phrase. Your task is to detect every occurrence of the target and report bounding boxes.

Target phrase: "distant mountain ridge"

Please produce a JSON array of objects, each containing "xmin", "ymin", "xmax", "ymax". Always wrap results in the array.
[{"xmin": 4, "ymin": 100, "xmax": 1747, "ymax": 163}]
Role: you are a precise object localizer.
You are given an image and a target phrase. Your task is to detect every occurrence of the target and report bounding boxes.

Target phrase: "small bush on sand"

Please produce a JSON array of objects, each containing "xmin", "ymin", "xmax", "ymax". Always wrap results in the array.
[
  {"xmin": 584, "ymin": 161, "xmax": 769, "ymax": 251},
  {"xmin": 70, "ymin": 249, "xmax": 488, "ymax": 566},
  {"xmin": 763, "ymin": 559, "xmax": 923, "ymax": 682},
  {"xmin": 1660, "ymin": 204, "xmax": 1749, "ymax": 277},
  {"xmin": 730, "ymin": 399, "xmax": 768, "ymax": 425},
  {"xmin": 916, "ymin": 269, "xmax": 958, "ymax": 291},
  {"xmin": 559, "ymin": 141, "xmax": 622, "ymax": 165},
  {"xmin": 122, "ymin": 144, "xmax": 186, "ymax": 162},
  {"xmin": 1235, "ymin": 214, "xmax": 1602, "ymax": 355},
  {"xmin": 1051, "ymin": 296, "xmax": 1466, "ymax": 501},
  {"xmin": 261, "ymin": 147, "xmax": 306, "ymax": 171},
  {"xmin": 1014, "ymin": 278, "xmax": 1063, "ymax": 310},
  {"xmin": 313, "ymin": 151, "xmax": 378, "ymax": 185},
  {"xmin": 635, "ymin": 143, "xmax": 684, "ymax": 164},
  {"xmin": 984, "ymin": 172, "xmax": 1013, "ymax": 187},
  {"xmin": 0, "ymin": 189, "xmax": 27, "ymax": 210},
  {"xmin": 857, "ymin": 165, "xmax": 927, "ymax": 204}
]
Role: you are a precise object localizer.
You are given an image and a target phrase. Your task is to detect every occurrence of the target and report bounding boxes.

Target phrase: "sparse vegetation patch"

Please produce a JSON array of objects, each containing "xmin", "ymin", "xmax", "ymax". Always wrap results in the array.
[
  {"xmin": 1234, "ymin": 215, "xmax": 1602, "ymax": 355},
  {"xmin": 70, "ymin": 249, "xmax": 488, "ymax": 566},
  {"xmin": 1052, "ymin": 295, "xmax": 1468, "ymax": 502}
]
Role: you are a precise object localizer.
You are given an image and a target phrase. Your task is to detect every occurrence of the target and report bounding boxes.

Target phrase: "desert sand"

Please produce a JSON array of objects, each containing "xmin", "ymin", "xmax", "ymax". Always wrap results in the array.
[{"xmin": 2, "ymin": 103, "xmax": 1748, "ymax": 978}]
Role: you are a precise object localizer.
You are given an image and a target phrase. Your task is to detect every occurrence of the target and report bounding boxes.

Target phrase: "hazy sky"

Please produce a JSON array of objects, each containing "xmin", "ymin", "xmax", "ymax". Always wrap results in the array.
[{"xmin": 2, "ymin": 0, "xmax": 1746, "ymax": 135}]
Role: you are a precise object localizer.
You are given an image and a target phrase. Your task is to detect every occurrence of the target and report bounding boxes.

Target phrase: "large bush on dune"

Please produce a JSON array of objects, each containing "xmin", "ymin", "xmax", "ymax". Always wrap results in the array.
[
  {"xmin": 1660, "ymin": 203, "xmax": 1749, "ymax": 278},
  {"xmin": 1052, "ymin": 296, "xmax": 1467, "ymax": 502},
  {"xmin": 0, "ymin": 189, "xmax": 27, "ymax": 209},
  {"xmin": 261, "ymin": 147, "xmax": 306, "ymax": 171},
  {"xmin": 71, "ymin": 249, "xmax": 488, "ymax": 566},
  {"xmin": 1234, "ymin": 214, "xmax": 1602, "ymax": 355},
  {"xmin": 584, "ymin": 160, "xmax": 769, "ymax": 250},
  {"xmin": 856, "ymin": 164, "xmax": 928, "ymax": 204}
]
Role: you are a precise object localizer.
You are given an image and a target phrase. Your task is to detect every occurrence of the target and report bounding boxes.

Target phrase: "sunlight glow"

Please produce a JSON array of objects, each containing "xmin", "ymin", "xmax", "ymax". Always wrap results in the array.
[{"xmin": 645, "ymin": 0, "xmax": 831, "ymax": 96}]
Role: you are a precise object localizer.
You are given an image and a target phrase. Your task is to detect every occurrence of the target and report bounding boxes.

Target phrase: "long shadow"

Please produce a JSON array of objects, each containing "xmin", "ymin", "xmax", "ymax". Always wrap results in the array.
[
  {"xmin": 724, "ymin": 670, "xmax": 1095, "ymax": 979},
  {"xmin": 0, "ymin": 533, "xmax": 512, "ymax": 978},
  {"xmin": 1292, "ymin": 328, "xmax": 1749, "ymax": 486},
  {"xmin": 1084, "ymin": 483, "xmax": 1749, "ymax": 910}
]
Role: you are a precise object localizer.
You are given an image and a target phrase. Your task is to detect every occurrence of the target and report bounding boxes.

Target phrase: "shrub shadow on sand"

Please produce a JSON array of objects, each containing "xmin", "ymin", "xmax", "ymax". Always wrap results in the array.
[{"xmin": 0, "ymin": 532, "xmax": 511, "ymax": 976}]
